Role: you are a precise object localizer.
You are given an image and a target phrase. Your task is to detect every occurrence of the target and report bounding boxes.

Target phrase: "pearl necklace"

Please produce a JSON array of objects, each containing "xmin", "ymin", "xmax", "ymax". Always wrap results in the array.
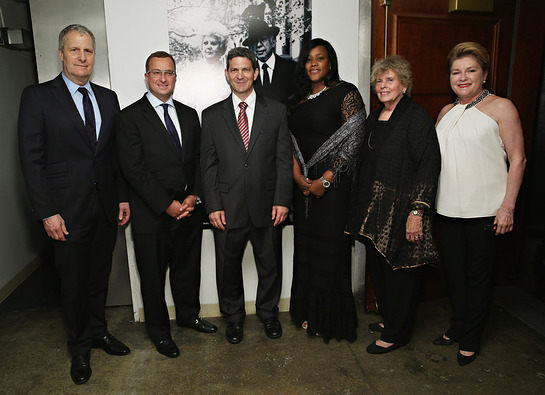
[{"xmin": 307, "ymin": 86, "xmax": 327, "ymax": 100}]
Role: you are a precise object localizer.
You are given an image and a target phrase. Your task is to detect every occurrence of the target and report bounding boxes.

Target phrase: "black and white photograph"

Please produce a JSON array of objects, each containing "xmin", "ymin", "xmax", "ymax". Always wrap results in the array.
[{"xmin": 167, "ymin": 0, "xmax": 311, "ymax": 116}]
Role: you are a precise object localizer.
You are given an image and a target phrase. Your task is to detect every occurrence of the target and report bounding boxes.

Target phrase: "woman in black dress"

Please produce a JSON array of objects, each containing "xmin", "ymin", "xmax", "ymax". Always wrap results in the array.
[
  {"xmin": 346, "ymin": 55, "xmax": 441, "ymax": 354},
  {"xmin": 288, "ymin": 38, "xmax": 366, "ymax": 342}
]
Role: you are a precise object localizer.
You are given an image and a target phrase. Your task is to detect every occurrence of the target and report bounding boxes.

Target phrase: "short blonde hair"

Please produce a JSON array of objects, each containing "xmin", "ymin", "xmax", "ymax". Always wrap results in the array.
[
  {"xmin": 200, "ymin": 21, "xmax": 228, "ymax": 54},
  {"xmin": 370, "ymin": 55, "xmax": 413, "ymax": 96},
  {"xmin": 447, "ymin": 42, "xmax": 490, "ymax": 74}
]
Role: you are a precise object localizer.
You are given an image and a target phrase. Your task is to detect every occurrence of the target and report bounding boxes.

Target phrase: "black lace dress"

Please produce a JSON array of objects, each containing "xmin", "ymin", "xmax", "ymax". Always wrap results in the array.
[{"xmin": 289, "ymin": 82, "xmax": 364, "ymax": 342}]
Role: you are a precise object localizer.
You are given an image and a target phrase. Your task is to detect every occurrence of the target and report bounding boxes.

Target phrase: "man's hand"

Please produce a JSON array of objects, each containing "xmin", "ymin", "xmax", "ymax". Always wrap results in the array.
[
  {"xmin": 43, "ymin": 214, "xmax": 69, "ymax": 241},
  {"xmin": 272, "ymin": 205, "xmax": 289, "ymax": 227},
  {"xmin": 178, "ymin": 195, "xmax": 196, "ymax": 220},
  {"xmin": 166, "ymin": 200, "xmax": 187, "ymax": 220},
  {"xmin": 209, "ymin": 210, "xmax": 226, "ymax": 230},
  {"xmin": 118, "ymin": 202, "xmax": 130, "ymax": 226}
]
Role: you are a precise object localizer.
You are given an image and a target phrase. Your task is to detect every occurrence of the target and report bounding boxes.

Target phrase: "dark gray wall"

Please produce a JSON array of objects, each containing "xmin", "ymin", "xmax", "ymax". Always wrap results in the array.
[
  {"xmin": 0, "ymin": 0, "xmax": 46, "ymax": 296},
  {"xmin": 524, "ymin": 45, "xmax": 545, "ymax": 232}
]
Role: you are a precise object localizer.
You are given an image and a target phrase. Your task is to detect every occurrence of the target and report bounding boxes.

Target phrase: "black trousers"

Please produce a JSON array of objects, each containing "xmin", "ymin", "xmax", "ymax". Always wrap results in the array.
[
  {"xmin": 54, "ymin": 194, "xmax": 117, "ymax": 357},
  {"xmin": 133, "ymin": 206, "xmax": 203, "ymax": 344},
  {"xmin": 213, "ymin": 224, "xmax": 282, "ymax": 323},
  {"xmin": 367, "ymin": 245, "xmax": 422, "ymax": 344},
  {"xmin": 438, "ymin": 215, "xmax": 497, "ymax": 352}
]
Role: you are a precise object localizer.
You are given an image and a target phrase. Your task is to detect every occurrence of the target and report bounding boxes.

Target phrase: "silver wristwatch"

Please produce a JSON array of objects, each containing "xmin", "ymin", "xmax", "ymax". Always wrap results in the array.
[
  {"xmin": 411, "ymin": 210, "xmax": 423, "ymax": 217},
  {"xmin": 320, "ymin": 177, "xmax": 330, "ymax": 188}
]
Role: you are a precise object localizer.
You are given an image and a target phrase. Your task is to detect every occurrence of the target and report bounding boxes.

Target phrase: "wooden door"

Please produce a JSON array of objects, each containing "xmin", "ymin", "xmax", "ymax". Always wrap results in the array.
[
  {"xmin": 366, "ymin": 0, "xmax": 545, "ymax": 311},
  {"xmin": 372, "ymin": 0, "xmax": 516, "ymax": 119}
]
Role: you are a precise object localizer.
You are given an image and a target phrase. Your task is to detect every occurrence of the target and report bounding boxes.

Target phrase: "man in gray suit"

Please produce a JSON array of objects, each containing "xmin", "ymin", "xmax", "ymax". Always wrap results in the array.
[{"xmin": 201, "ymin": 47, "xmax": 292, "ymax": 344}]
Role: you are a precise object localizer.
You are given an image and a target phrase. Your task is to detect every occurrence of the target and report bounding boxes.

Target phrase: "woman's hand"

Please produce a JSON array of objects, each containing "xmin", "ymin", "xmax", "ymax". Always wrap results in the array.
[
  {"xmin": 308, "ymin": 171, "xmax": 333, "ymax": 199},
  {"xmin": 295, "ymin": 174, "xmax": 312, "ymax": 196},
  {"xmin": 308, "ymin": 178, "xmax": 326, "ymax": 198},
  {"xmin": 406, "ymin": 213, "xmax": 423, "ymax": 243},
  {"xmin": 494, "ymin": 207, "xmax": 514, "ymax": 235}
]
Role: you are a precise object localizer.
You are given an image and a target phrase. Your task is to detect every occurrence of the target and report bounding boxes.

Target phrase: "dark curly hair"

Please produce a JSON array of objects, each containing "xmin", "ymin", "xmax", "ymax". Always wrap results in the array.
[{"xmin": 288, "ymin": 38, "xmax": 340, "ymax": 109}]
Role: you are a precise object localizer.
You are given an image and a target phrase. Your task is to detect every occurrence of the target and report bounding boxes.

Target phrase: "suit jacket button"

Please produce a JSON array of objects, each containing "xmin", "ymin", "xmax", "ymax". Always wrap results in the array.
[{"xmin": 244, "ymin": 163, "xmax": 249, "ymax": 168}]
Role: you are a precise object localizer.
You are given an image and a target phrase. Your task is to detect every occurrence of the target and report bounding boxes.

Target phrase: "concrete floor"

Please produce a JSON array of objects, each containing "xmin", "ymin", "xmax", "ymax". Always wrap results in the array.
[{"xmin": 1, "ymin": 265, "xmax": 545, "ymax": 394}]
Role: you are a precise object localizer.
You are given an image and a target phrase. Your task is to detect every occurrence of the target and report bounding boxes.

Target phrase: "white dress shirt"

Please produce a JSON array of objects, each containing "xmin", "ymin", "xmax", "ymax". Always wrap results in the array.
[
  {"xmin": 146, "ymin": 91, "xmax": 183, "ymax": 146},
  {"xmin": 231, "ymin": 89, "xmax": 257, "ymax": 138},
  {"xmin": 258, "ymin": 54, "xmax": 276, "ymax": 85},
  {"xmin": 62, "ymin": 73, "xmax": 102, "ymax": 138}
]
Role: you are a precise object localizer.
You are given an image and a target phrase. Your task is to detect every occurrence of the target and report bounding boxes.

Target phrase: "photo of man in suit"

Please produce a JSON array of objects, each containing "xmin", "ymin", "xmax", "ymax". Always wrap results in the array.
[
  {"xmin": 18, "ymin": 24, "xmax": 130, "ymax": 385},
  {"xmin": 243, "ymin": 19, "xmax": 296, "ymax": 104},
  {"xmin": 116, "ymin": 51, "xmax": 216, "ymax": 359},
  {"xmin": 201, "ymin": 47, "xmax": 292, "ymax": 344}
]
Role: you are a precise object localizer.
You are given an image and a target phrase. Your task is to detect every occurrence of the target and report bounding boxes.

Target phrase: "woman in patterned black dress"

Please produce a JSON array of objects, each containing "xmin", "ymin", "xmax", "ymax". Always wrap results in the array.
[
  {"xmin": 346, "ymin": 55, "xmax": 441, "ymax": 354},
  {"xmin": 288, "ymin": 38, "xmax": 366, "ymax": 342}
]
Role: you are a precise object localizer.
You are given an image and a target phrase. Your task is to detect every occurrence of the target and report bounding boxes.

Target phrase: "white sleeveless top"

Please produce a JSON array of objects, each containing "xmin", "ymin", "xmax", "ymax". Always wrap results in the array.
[{"xmin": 436, "ymin": 103, "xmax": 507, "ymax": 218}]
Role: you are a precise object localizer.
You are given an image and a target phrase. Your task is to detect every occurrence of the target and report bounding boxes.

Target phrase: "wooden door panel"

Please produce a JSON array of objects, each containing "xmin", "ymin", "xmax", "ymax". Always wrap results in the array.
[
  {"xmin": 393, "ymin": 13, "xmax": 502, "ymax": 118},
  {"xmin": 371, "ymin": 0, "xmax": 516, "ymax": 116}
]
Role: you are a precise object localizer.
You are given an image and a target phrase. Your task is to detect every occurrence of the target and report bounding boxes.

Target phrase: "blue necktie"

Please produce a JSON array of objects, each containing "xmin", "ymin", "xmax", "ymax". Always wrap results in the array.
[
  {"xmin": 78, "ymin": 87, "xmax": 96, "ymax": 149},
  {"xmin": 161, "ymin": 103, "xmax": 182, "ymax": 157}
]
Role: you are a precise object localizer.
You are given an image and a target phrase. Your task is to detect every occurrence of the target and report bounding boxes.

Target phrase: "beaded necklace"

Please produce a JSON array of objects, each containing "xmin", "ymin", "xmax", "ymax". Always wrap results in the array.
[{"xmin": 455, "ymin": 89, "xmax": 490, "ymax": 109}]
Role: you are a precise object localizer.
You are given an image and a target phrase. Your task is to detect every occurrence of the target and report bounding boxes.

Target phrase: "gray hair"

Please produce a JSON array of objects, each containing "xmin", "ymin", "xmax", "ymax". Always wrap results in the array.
[
  {"xmin": 226, "ymin": 47, "xmax": 258, "ymax": 70},
  {"xmin": 58, "ymin": 24, "xmax": 96, "ymax": 51},
  {"xmin": 370, "ymin": 55, "xmax": 413, "ymax": 96}
]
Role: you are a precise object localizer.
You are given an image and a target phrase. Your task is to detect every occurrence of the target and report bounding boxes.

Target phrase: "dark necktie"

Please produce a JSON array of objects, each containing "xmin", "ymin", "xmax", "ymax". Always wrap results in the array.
[
  {"xmin": 262, "ymin": 63, "xmax": 271, "ymax": 88},
  {"xmin": 161, "ymin": 103, "xmax": 183, "ymax": 157},
  {"xmin": 78, "ymin": 87, "xmax": 96, "ymax": 149},
  {"xmin": 238, "ymin": 102, "xmax": 249, "ymax": 150}
]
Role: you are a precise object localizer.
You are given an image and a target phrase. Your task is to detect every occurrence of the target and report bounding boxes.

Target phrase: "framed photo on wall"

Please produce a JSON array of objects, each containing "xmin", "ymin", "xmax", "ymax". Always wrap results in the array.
[{"xmin": 167, "ymin": 0, "xmax": 311, "ymax": 117}]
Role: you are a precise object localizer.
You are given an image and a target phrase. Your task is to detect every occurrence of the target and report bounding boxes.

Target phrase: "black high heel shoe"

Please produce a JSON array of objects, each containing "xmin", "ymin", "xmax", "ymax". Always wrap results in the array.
[
  {"xmin": 457, "ymin": 350, "xmax": 478, "ymax": 366},
  {"xmin": 368, "ymin": 322, "xmax": 384, "ymax": 333},
  {"xmin": 366, "ymin": 341, "xmax": 405, "ymax": 354},
  {"xmin": 432, "ymin": 334, "xmax": 457, "ymax": 346}
]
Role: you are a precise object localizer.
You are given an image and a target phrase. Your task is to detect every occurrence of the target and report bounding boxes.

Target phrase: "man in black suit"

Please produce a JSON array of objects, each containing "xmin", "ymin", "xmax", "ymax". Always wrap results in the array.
[
  {"xmin": 18, "ymin": 24, "xmax": 130, "ymax": 385},
  {"xmin": 116, "ymin": 51, "xmax": 217, "ymax": 359},
  {"xmin": 201, "ymin": 47, "xmax": 292, "ymax": 344},
  {"xmin": 243, "ymin": 19, "xmax": 296, "ymax": 104}
]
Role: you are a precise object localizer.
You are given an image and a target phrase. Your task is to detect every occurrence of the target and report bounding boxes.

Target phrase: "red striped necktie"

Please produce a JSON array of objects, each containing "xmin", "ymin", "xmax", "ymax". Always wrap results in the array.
[{"xmin": 238, "ymin": 101, "xmax": 249, "ymax": 150}]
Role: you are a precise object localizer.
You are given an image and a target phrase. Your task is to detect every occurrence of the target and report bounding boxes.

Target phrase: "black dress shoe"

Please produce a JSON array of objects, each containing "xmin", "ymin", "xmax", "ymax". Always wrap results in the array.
[
  {"xmin": 263, "ymin": 317, "xmax": 282, "ymax": 339},
  {"xmin": 155, "ymin": 338, "xmax": 180, "ymax": 358},
  {"xmin": 457, "ymin": 351, "xmax": 478, "ymax": 366},
  {"xmin": 366, "ymin": 341, "xmax": 405, "ymax": 355},
  {"xmin": 226, "ymin": 322, "xmax": 243, "ymax": 344},
  {"xmin": 368, "ymin": 322, "xmax": 384, "ymax": 333},
  {"xmin": 93, "ymin": 334, "xmax": 130, "ymax": 356},
  {"xmin": 432, "ymin": 334, "xmax": 458, "ymax": 346},
  {"xmin": 70, "ymin": 353, "xmax": 91, "ymax": 385},
  {"xmin": 178, "ymin": 317, "xmax": 218, "ymax": 333}
]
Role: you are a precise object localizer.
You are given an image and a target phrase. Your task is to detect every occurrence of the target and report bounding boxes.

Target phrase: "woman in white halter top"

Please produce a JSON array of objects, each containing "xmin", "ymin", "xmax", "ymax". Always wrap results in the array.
[{"xmin": 433, "ymin": 42, "xmax": 526, "ymax": 366}]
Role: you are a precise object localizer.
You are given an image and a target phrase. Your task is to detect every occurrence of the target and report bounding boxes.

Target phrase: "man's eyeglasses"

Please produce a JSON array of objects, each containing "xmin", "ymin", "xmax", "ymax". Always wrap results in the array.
[{"xmin": 146, "ymin": 69, "xmax": 176, "ymax": 78}]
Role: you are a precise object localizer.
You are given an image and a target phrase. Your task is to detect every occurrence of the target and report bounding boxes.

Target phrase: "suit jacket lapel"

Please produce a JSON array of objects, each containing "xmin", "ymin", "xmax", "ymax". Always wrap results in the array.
[
  {"xmin": 140, "ymin": 95, "xmax": 182, "ymax": 160},
  {"xmin": 247, "ymin": 94, "xmax": 267, "ymax": 154},
  {"xmin": 174, "ymin": 101, "xmax": 189, "ymax": 163},
  {"xmin": 51, "ymin": 74, "xmax": 94, "ymax": 152},
  {"xmin": 93, "ymin": 83, "xmax": 109, "ymax": 153},
  {"xmin": 221, "ymin": 95, "xmax": 247, "ymax": 154}
]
